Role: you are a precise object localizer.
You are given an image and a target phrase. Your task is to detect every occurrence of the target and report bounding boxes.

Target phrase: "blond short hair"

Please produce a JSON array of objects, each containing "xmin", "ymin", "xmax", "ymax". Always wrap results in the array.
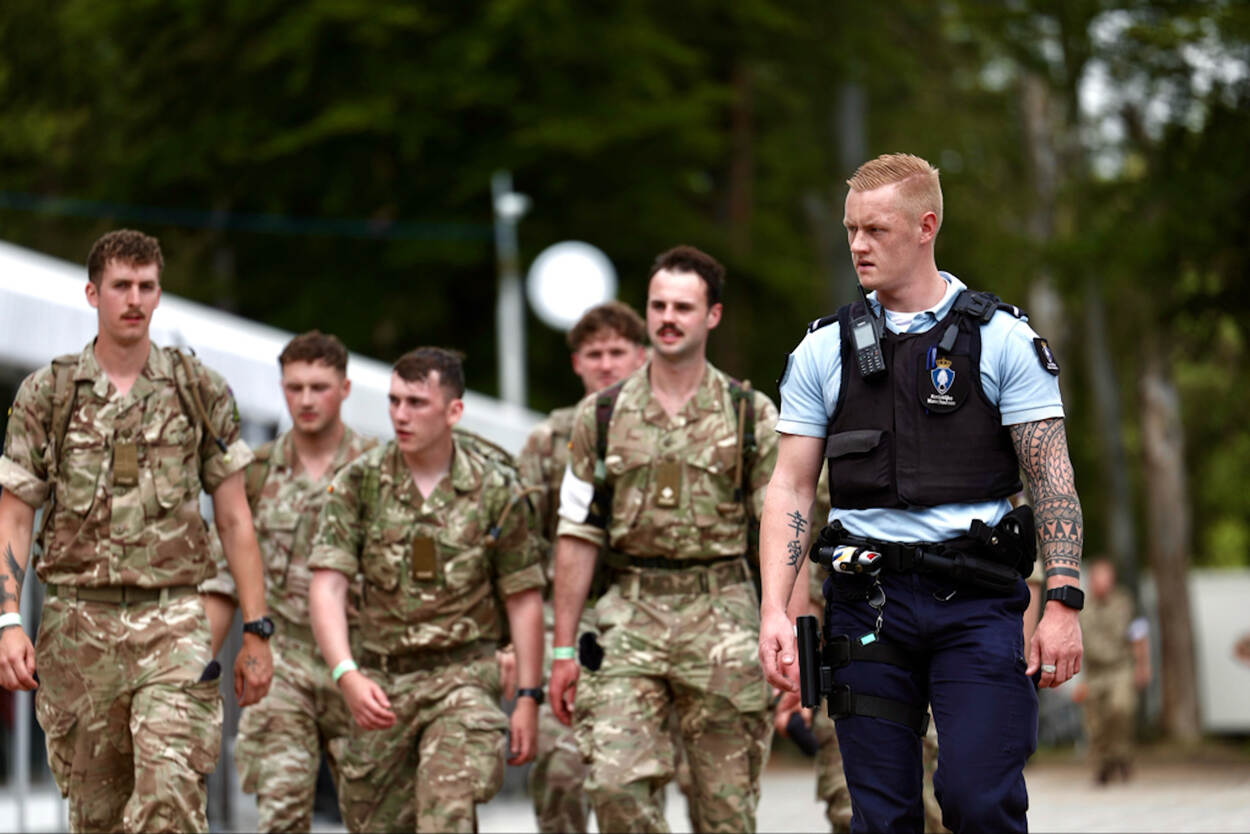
[{"xmin": 847, "ymin": 153, "xmax": 943, "ymax": 232}]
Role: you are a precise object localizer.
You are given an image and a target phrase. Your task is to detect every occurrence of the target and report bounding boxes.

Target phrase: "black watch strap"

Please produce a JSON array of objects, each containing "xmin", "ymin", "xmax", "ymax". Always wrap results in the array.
[
  {"xmin": 242, "ymin": 616, "xmax": 275, "ymax": 639},
  {"xmin": 1045, "ymin": 586, "xmax": 1085, "ymax": 611},
  {"xmin": 516, "ymin": 687, "xmax": 545, "ymax": 705}
]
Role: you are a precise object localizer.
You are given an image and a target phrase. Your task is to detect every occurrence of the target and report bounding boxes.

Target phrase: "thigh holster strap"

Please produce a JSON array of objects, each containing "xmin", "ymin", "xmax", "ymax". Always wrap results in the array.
[
  {"xmin": 824, "ymin": 633, "xmax": 914, "ymax": 670},
  {"xmin": 828, "ymin": 684, "xmax": 930, "ymax": 736}
]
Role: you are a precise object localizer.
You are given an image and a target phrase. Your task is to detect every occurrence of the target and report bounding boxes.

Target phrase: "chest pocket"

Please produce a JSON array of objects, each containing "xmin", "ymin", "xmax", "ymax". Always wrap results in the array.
[
  {"xmin": 147, "ymin": 416, "xmax": 196, "ymax": 510},
  {"xmin": 256, "ymin": 507, "xmax": 301, "ymax": 586},
  {"xmin": 688, "ymin": 436, "xmax": 744, "ymax": 528},
  {"xmin": 59, "ymin": 444, "xmax": 104, "ymax": 516},
  {"xmin": 362, "ymin": 523, "xmax": 409, "ymax": 592},
  {"xmin": 434, "ymin": 522, "xmax": 492, "ymax": 592},
  {"xmin": 604, "ymin": 445, "xmax": 654, "ymax": 535}
]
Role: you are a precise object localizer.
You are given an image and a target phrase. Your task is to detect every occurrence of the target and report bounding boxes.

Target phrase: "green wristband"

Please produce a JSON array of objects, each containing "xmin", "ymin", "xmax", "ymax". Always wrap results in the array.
[
  {"xmin": 552, "ymin": 646, "xmax": 576, "ymax": 661},
  {"xmin": 332, "ymin": 658, "xmax": 358, "ymax": 683}
]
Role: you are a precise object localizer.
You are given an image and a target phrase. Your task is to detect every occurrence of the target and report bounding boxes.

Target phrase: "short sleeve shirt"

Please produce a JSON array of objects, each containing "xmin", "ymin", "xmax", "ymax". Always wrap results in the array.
[
  {"xmin": 778, "ymin": 273, "xmax": 1064, "ymax": 542},
  {"xmin": 556, "ymin": 361, "xmax": 779, "ymax": 559},
  {"xmin": 199, "ymin": 426, "xmax": 377, "ymax": 624},
  {"xmin": 0, "ymin": 341, "xmax": 252, "ymax": 587},
  {"xmin": 308, "ymin": 437, "xmax": 545, "ymax": 655}
]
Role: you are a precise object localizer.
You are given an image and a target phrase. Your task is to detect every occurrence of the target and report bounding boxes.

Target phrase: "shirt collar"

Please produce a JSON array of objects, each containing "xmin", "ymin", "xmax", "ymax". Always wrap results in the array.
[
  {"xmin": 74, "ymin": 340, "xmax": 168, "ymax": 400},
  {"xmin": 868, "ymin": 272, "xmax": 966, "ymax": 335}
]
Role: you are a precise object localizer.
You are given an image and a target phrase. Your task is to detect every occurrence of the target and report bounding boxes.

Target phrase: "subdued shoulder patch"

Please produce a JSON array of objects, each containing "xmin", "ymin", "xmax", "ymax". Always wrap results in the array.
[{"xmin": 1033, "ymin": 338, "xmax": 1060, "ymax": 375}]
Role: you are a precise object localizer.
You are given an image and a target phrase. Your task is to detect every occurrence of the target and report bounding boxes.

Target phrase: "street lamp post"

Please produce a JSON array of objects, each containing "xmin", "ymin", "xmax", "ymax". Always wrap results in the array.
[{"xmin": 491, "ymin": 171, "xmax": 531, "ymax": 407}]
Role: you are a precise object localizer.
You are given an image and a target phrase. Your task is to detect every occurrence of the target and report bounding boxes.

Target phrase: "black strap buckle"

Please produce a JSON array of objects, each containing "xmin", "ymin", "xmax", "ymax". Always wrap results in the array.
[{"xmin": 824, "ymin": 634, "xmax": 851, "ymax": 669}]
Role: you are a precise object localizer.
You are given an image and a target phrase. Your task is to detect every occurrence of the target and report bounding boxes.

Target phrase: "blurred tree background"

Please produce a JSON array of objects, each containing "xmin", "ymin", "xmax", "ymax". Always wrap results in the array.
[{"xmin": 1, "ymin": 0, "xmax": 1247, "ymax": 734}]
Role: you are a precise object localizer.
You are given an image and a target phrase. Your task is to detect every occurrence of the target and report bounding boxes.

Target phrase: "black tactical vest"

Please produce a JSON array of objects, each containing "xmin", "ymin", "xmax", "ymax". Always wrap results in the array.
[{"xmin": 824, "ymin": 290, "xmax": 1023, "ymax": 510}]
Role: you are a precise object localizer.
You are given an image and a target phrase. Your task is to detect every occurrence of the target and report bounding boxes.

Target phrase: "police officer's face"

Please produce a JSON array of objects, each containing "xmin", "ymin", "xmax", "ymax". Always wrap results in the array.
[
  {"xmin": 843, "ymin": 184, "xmax": 932, "ymax": 298},
  {"xmin": 388, "ymin": 371, "xmax": 462, "ymax": 456},
  {"xmin": 282, "ymin": 360, "xmax": 350, "ymax": 439},
  {"xmin": 571, "ymin": 330, "xmax": 646, "ymax": 394},
  {"xmin": 86, "ymin": 259, "xmax": 161, "ymax": 347},
  {"xmin": 646, "ymin": 269, "xmax": 722, "ymax": 363}
]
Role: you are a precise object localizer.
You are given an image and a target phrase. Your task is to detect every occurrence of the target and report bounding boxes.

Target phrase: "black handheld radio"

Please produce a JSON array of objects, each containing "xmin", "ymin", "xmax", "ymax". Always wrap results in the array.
[{"xmin": 851, "ymin": 284, "xmax": 886, "ymax": 380}]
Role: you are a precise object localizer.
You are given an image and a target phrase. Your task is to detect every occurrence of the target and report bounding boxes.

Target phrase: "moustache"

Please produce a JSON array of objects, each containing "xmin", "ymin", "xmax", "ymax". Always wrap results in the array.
[{"xmin": 658, "ymin": 326, "xmax": 683, "ymax": 337}]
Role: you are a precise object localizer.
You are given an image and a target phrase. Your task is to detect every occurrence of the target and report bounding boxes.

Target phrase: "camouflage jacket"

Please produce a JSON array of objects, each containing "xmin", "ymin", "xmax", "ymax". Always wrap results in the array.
[
  {"xmin": 308, "ymin": 435, "xmax": 545, "ymax": 655},
  {"xmin": 1082, "ymin": 586, "xmax": 1135, "ymax": 675},
  {"xmin": 557, "ymin": 361, "xmax": 779, "ymax": 560},
  {"xmin": 0, "ymin": 341, "xmax": 251, "ymax": 587},
  {"xmin": 515, "ymin": 405, "xmax": 577, "ymax": 569},
  {"xmin": 199, "ymin": 426, "xmax": 376, "ymax": 624}
]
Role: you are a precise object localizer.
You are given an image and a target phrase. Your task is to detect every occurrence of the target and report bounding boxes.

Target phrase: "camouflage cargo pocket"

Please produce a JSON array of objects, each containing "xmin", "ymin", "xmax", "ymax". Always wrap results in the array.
[
  {"xmin": 362, "ymin": 526, "xmax": 407, "ymax": 592},
  {"xmin": 34, "ymin": 693, "xmax": 77, "ymax": 796},
  {"xmin": 149, "ymin": 444, "xmax": 191, "ymax": 510},
  {"xmin": 451, "ymin": 709, "xmax": 508, "ymax": 802},
  {"xmin": 59, "ymin": 447, "xmax": 101, "ymax": 514},
  {"xmin": 182, "ymin": 678, "xmax": 224, "ymax": 774}
]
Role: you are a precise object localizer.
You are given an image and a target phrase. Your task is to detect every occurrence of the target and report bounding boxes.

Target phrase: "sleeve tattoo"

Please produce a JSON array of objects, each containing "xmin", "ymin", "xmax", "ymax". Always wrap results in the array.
[
  {"xmin": 1, "ymin": 543, "xmax": 23, "ymax": 607},
  {"xmin": 1010, "ymin": 419, "xmax": 1083, "ymax": 578}
]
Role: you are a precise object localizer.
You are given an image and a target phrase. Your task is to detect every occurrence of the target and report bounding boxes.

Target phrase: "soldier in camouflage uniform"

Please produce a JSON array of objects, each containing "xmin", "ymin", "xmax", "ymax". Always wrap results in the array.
[
  {"xmin": 0, "ymin": 229, "xmax": 273, "ymax": 833},
  {"xmin": 308, "ymin": 347, "xmax": 545, "ymax": 833},
  {"xmin": 1072, "ymin": 558, "xmax": 1150, "ymax": 785},
  {"xmin": 515, "ymin": 300, "xmax": 647, "ymax": 834},
  {"xmin": 549, "ymin": 246, "xmax": 778, "ymax": 833},
  {"xmin": 201, "ymin": 331, "xmax": 375, "ymax": 831}
]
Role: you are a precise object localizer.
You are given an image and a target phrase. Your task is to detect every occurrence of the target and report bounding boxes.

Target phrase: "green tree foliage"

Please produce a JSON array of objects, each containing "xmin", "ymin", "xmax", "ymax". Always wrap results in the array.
[{"xmin": 1, "ymin": 0, "xmax": 1246, "ymax": 567}]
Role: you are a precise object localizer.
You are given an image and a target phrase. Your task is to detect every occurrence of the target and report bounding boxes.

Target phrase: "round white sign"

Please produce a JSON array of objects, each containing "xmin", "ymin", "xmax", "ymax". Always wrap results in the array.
[{"xmin": 526, "ymin": 241, "xmax": 617, "ymax": 331}]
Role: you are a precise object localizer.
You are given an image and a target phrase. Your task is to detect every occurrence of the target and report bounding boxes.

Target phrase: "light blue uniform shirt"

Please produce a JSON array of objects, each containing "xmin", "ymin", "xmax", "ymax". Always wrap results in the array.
[{"xmin": 777, "ymin": 272, "xmax": 1064, "ymax": 543}]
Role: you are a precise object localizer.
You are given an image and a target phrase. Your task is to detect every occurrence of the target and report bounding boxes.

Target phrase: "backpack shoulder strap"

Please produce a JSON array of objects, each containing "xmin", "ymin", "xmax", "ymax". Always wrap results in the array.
[
  {"xmin": 165, "ymin": 347, "xmax": 229, "ymax": 456},
  {"xmin": 586, "ymin": 379, "xmax": 626, "ymax": 529}
]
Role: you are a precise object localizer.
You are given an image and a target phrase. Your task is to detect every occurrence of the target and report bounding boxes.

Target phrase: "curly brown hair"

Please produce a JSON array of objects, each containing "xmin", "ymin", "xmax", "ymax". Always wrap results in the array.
[
  {"xmin": 567, "ymin": 300, "xmax": 646, "ymax": 352},
  {"xmin": 649, "ymin": 245, "xmax": 725, "ymax": 306},
  {"xmin": 86, "ymin": 229, "xmax": 164, "ymax": 284}
]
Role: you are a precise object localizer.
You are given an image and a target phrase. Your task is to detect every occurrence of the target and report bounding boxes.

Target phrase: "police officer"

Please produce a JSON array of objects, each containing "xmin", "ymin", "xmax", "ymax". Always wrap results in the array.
[
  {"xmin": 758, "ymin": 154, "xmax": 1084, "ymax": 833},
  {"xmin": 308, "ymin": 347, "xmax": 545, "ymax": 833},
  {"xmin": 549, "ymin": 246, "xmax": 778, "ymax": 833},
  {"xmin": 0, "ymin": 229, "xmax": 273, "ymax": 832},
  {"xmin": 201, "ymin": 331, "xmax": 375, "ymax": 831},
  {"xmin": 515, "ymin": 301, "xmax": 646, "ymax": 834}
]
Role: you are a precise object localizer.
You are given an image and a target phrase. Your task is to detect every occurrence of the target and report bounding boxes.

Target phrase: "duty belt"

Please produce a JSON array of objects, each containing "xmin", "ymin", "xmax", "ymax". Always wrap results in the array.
[
  {"xmin": 47, "ymin": 583, "xmax": 199, "ymax": 606},
  {"xmin": 611, "ymin": 554, "xmax": 749, "ymax": 597},
  {"xmin": 359, "ymin": 640, "xmax": 496, "ymax": 675}
]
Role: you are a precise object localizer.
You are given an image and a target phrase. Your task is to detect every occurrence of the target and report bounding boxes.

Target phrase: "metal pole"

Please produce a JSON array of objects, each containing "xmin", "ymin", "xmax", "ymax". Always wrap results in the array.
[{"xmin": 491, "ymin": 170, "xmax": 529, "ymax": 408}]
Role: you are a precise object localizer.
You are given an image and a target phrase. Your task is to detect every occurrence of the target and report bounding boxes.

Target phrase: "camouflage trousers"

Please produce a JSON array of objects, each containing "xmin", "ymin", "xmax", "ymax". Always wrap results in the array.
[
  {"xmin": 34, "ymin": 592, "xmax": 222, "ymax": 833},
  {"xmin": 1081, "ymin": 668, "xmax": 1136, "ymax": 774},
  {"xmin": 331, "ymin": 653, "xmax": 507, "ymax": 833},
  {"xmin": 529, "ymin": 601, "xmax": 592, "ymax": 833},
  {"xmin": 234, "ymin": 622, "xmax": 353, "ymax": 832},
  {"xmin": 812, "ymin": 708, "xmax": 946, "ymax": 833},
  {"xmin": 580, "ymin": 569, "xmax": 773, "ymax": 833}
]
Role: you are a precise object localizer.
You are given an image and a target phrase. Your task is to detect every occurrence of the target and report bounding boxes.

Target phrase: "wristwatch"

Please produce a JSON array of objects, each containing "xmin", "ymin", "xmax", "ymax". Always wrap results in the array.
[
  {"xmin": 242, "ymin": 616, "xmax": 276, "ymax": 639},
  {"xmin": 516, "ymin": 687, "xmax": 545, "ymax": 705},
  {"xmin": 1045, "ymin": 586, "xmax": 1085, "ymax": 611}
]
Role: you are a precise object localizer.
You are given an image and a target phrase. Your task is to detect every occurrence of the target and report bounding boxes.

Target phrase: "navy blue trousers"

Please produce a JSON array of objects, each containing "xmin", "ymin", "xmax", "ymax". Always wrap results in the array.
[{"xmin": 823, "ymin": 570, "xmax": 1037, "ymax": 834}]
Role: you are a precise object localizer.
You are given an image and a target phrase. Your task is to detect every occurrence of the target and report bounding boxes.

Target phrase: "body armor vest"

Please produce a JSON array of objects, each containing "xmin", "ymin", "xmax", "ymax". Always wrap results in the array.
[{"xmin": 824, "ymin": 290, "xmax": 1022, "ymax": 510}]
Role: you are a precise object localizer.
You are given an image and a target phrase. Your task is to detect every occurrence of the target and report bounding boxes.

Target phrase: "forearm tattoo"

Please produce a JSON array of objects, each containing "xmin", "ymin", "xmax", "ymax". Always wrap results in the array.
[
  {"xmin": 0, "ymin": 544, "xmax": 21, "ymax": 607},
  {"xmin": 1011, "ymin": 419, "xmax": 1083, "ymax": 576},
  {"xmin": 785, "ymin": 510, "xmax": 808, "ymax": 573}
]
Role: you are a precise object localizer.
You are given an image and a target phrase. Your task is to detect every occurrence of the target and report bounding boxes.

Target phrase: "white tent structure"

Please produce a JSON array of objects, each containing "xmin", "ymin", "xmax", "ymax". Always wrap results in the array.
[{"xmin": 0, "ymin": 239, "xmax": 541, "ymax": 451}]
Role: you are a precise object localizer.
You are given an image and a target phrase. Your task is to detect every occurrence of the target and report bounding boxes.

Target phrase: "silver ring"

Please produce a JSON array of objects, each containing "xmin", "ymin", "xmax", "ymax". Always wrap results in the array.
[{"xmin": 1041, "ymin": 663, "xmax": 1057, "ymax": 673}]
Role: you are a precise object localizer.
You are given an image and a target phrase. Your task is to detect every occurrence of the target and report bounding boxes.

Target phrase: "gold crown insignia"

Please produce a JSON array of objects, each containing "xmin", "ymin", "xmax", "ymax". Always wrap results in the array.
[{"xmin": 935, "ymin": 357, "xmax": 953, "ymax": 369}]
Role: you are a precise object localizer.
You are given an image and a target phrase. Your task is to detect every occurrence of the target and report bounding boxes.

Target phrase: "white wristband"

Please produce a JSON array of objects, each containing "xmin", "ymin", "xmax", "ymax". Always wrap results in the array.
[
  {"xmin": 0, "ymin": 612, "xmax": 22, "ymax": 631},
  {"xmin": 332, "ymin": 658, "xmax": 358, "ymax": 683}
]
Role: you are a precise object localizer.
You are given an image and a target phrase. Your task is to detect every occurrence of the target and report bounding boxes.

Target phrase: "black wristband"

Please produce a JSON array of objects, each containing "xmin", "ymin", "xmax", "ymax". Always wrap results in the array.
[{"xmin": 516, "ymin": 687, "xmax": 545, "ymax": 705}]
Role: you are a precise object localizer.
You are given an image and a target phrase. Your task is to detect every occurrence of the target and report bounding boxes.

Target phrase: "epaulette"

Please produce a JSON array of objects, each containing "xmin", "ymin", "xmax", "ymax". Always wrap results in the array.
[
  {"xmin": 951, "ymin": 290, "xmax": 1024, "ymax": 324},
  {"xmin": 808, "ymin": 313, "xmax": 838, "ymax": 333}
]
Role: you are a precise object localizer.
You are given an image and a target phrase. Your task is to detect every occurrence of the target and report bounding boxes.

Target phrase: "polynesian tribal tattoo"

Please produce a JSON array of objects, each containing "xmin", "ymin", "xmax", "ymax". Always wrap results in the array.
[
  {"xmin": 785, "ymin": 510, "xmax": 808, "ymax": 573},
  {"xmin": 1010, "ymin": 419, "xmax": 1083, "ymax": 577}
]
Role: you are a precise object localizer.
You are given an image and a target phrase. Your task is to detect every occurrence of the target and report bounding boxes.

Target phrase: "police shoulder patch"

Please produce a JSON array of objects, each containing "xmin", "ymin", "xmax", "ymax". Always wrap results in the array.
[{"xmin": 1033, "ymin": 338, "xmax": 1060, "ymax": 375}]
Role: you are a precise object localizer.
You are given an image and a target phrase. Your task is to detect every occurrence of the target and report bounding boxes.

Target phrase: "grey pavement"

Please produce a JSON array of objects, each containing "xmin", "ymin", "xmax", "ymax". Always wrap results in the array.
[{"xmin": 5, "ymin": 751, "xmax": 1249, "ymax": 832}]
